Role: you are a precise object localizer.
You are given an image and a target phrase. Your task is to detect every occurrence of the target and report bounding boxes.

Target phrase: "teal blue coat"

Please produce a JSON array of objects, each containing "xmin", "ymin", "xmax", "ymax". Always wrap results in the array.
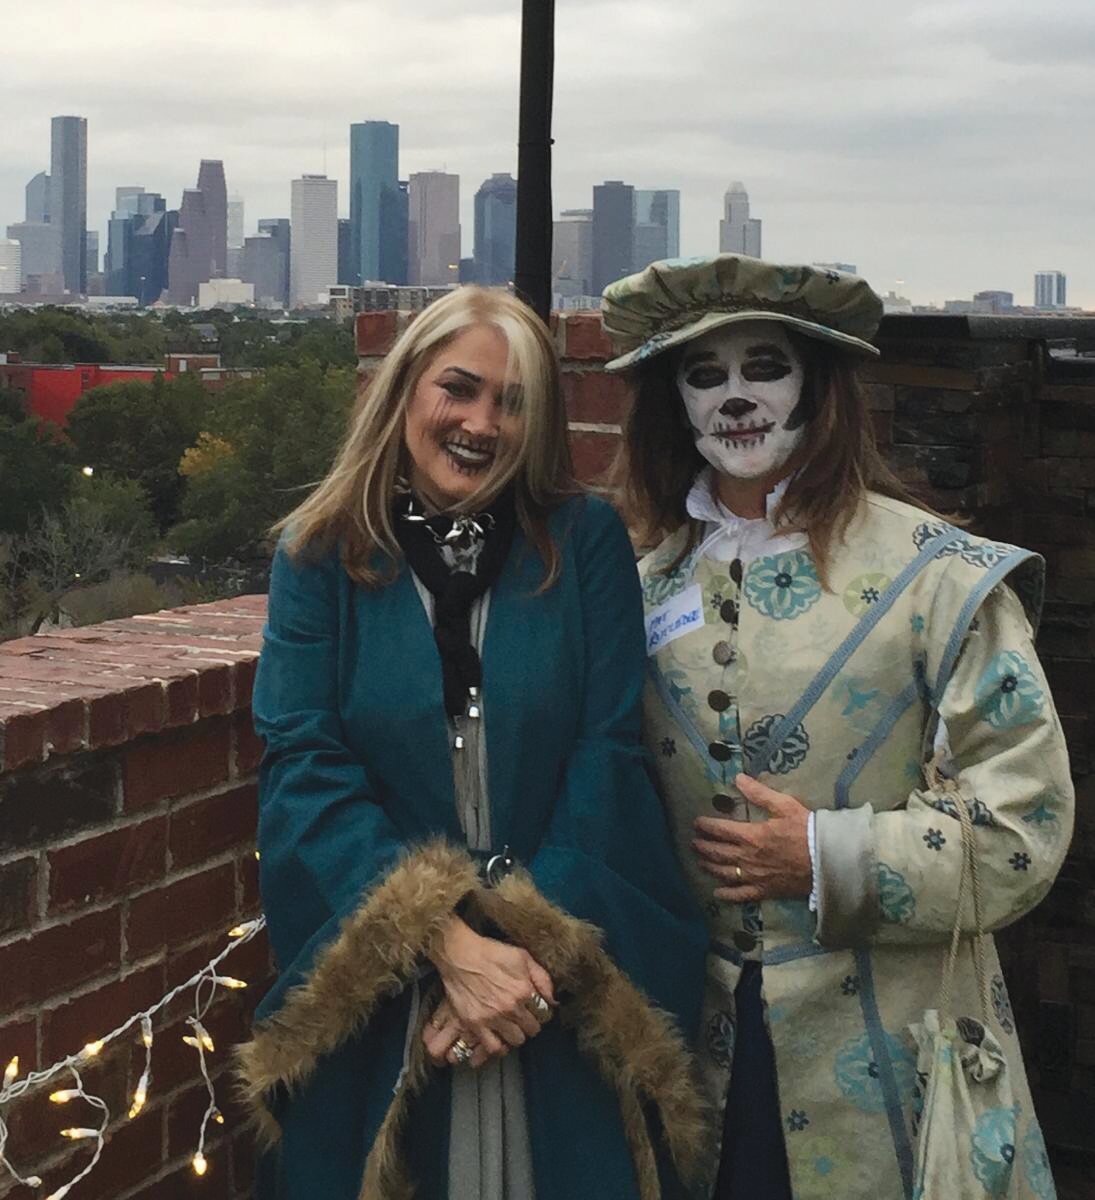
[{"xmin": 250, "ymin": 495, "xmax": 707, "ymax": 1199}]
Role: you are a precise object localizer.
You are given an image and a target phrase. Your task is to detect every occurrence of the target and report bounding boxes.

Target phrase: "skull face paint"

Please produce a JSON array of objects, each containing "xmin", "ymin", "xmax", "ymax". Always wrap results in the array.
[{"xmin": 676, "ymin": 322, "xmax": 808, "ymax": 481}]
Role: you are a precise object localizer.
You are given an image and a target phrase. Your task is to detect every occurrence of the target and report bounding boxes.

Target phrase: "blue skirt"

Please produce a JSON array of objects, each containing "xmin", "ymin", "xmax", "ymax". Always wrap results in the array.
[{"xmin": 716, "ymin": 962, "xmax": 793, "ymax": 1199}]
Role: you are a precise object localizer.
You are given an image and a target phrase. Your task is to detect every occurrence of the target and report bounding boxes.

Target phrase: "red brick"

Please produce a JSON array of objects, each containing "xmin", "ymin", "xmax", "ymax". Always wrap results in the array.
[
  {"xmin": 164, "ymin": 672, "xmax": 202, "ymax": 727},
  {"xmin": 355, "ymin": 310, "xmax": 399, "ymax": 356},
  {"xmin": 0, "ymin": 908, "xmax": 122, "ymax": 1012},
  {"xmin": 0, "ymin": 855, "xmax": 37, "ymax": 937},
  {"xmin": 151, "ymin": 1006, "xmax": 250, "ymax": 1098},
  {"xmin": 198, "ymin": 663, "xmax": 234, "ymax": 718},
  {"xmin": 69, "ymin": 1103, "xmax": 166, "ymax": 1200},
  {"xmin": 562, "ymin": 312, "xmax": 612, "ymax": 360},
  {"xmin": 235, "ymin": 657, "xmax": 257, "ymax": 704},
  {"xmin": 166, "ymin": 1078, "xmax": 239, "ymax": 1161},
  {"xmin": 122, "ymin": 718, "xmax": 232, "ymax": 812},
  {"xmin": 568, "ymin": 429, "xmax": 621, "ymax": 486},
  {"xmin": 48, "ymin": 818, "xmax": 168, "ymax": 913},
  {"xmin": 232, "ymin": 709, "xmax": 263, "ymax": 775},
  {"xmin": 169, "ymin": 786, "xmax": 258, "ymax": 870},
  {"xmin": 0, "ymin": 702, "xmax": 47, "ymax": 770},
  {"xmin": 42, "ymin": 963, "xmax": 165, "ymax": 1062},
  {"xmin": 45, "ymin": 695, "xmax": 87, "ymax": 755},
  {"xmin": 562, "ymin": 369, "xmax": 630, "ymax": 425},
  {"xmin": 0, "ymin": 1015, "xmax": 38, "ymax": 1073},
  {"xmin": 237, "ymin": 849, "xmax": 261, "ymax": 911},
  {"xmin": 127, "ymin": 1154, "xmax": 232, "ymax": 1200},
  {"xmin": 125, "ymin": 864, "xmax": 236, "ymax": 959}
]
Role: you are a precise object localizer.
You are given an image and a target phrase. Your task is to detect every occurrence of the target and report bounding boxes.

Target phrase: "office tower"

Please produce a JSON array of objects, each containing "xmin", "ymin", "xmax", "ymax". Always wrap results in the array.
[
  {"xmin": 5, "ymin": 221, "xmax": 61, "ymax": 290},
  {"xmin": 973, "ymin": 290, "xmax": 1014, "ymax": 314},
  {"xmin": 349, "ymin": 120, "xmax": 407, "ymax": 284},
  {"xmin": 115, "ymin": 185, "xmax": 147, "ymax": 216},
  {"xmin": 0, "ymin": 240, "xmax": 21, "ymax": 293},
  {"xmin": 50, "ymin": 116, "xmax": 88, "ymax": 293},
  {"xmin": 719, "ymin": 181, "xmax": 761, "ymax": 257},
  {"xmin": 228, "ymin": 194, "xmax": 245, "ymax": 249},
  {"xmin": 256, "ymin": 218, "xmax": 291, "ymax": 306},
  {"xmin": 242, "ymin": 232, "xmax": 287, "ymax": 307},
  {"xmin": 338, "ymin": 218, "xmax": 353, "ymax": 285},
  {"xmin": 290, "ymin": 175, "xmax": 338, "ymax": 307},
  {"xmin": 408, "ymin": 172, "xmax": 460, "ymax": 286},
  {"xmin": 106, "ymin": 190, "xmax": 170, "ymax": 302},
  {"xmin": 473, "ymin": 173, "xmax": 517, "ymax": 285},
  {"xmin": 632, "ymin": 189, "xmax": 680, "ymax": 272},
  {"xmin": 166, "ymin": 161, "xmax": 228, "ymax": 304},
  {"xmin": 592, "ymin": 181, "xmax": 634, "ymax": 295},
  {"xmin": 1034, "ymin": 271, "xmax": 1067, "ymax": 309},
  {"xmin": 85, "ymin": 231, "xmax": 99, "ymax": 278},
  {"xmin": 25, "ymin": 172, "xmax": 50, "ymax": 223},
  {"xmin": 552, "ymin": 209, "xmax": 593, "ymax": 299}
]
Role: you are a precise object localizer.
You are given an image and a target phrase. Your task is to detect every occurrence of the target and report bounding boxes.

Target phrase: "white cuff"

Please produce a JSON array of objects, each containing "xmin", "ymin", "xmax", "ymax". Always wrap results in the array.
[{"xmin": 807, "ymin": 811, "xmax": 819, "ymax": 912}]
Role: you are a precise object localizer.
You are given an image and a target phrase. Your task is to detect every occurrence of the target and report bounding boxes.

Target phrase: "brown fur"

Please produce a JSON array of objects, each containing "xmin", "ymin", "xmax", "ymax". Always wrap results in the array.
[{"xmin": 236, "ymin": 848, "xmax": 707, "ymax": 1199}]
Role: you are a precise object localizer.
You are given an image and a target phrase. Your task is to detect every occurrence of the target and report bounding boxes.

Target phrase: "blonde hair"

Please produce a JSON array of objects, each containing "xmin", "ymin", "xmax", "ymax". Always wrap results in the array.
[{"xmin": 276, "ymin": 286, "xmax": 576, "ymax": 588}]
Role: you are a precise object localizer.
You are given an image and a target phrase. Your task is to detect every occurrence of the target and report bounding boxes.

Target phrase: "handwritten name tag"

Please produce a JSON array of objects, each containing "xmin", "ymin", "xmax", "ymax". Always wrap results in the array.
[{"xmin": 645, "ymin": 583, "xmax": 705, "ymax": 656}]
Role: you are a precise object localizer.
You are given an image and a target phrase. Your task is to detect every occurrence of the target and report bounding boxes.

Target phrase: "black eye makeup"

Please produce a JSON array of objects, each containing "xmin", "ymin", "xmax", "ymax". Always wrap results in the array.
[{"xmin": 684, "ymin": 365, "xmax": 729, "ymax": 390}]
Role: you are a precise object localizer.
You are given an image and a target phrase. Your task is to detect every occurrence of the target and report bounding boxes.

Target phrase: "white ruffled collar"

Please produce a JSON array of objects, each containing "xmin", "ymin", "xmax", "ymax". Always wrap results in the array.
[{"xmin": 684, "ymin": 468, "xmax": 806, "ymax": 563}]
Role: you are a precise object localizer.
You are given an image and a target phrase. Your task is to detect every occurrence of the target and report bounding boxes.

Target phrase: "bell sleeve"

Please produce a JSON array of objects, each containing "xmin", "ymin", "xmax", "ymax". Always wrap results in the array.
[{"xmin": 814, "ymin": 578, "xmax": 1074, "ymax": 948}]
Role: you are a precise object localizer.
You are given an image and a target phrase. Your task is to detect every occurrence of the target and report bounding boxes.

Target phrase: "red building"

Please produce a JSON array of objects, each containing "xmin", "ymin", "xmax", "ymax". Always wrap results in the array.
[{"xmin": 0, "ymin": 352, "xmax": 239, "ymax": 426}]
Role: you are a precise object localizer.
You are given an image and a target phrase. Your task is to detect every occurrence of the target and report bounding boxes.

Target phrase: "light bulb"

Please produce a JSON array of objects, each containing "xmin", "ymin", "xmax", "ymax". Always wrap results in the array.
[
  {"xmin": 129, "ymin": 1084, "xmax": 147, "ymax": 1118},
  {"xmin": 60, "ymin": 1128, "xmax": 99, "ymax": 1140},
  {"xmin": 216, "ymin": 976, "xmax": 247, "ymax": 989},
  {"xmin": 50, "ymin": 1088, "xmax": 80, "ymax": 1104},
  {"xmin": 82, "ymin": 1040, "xmax": 104, "ymax": 1058},
  {"xmin": 3, "ymin": 1056, "xmax": 19, "ymax": 1086},
  {"xmin": 192, "ymin": 1152, "xmax": 208, "ymax": 1176}
]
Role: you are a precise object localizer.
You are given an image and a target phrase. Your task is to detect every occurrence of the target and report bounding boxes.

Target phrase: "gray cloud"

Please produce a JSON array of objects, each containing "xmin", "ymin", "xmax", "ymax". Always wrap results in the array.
[{"xmin": 2, "ymin": 0, "xmax": 1092, "ymax": 306}]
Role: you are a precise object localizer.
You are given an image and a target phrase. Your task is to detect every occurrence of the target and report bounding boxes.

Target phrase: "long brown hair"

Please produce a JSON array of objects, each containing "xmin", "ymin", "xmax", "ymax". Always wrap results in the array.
[
  {"xmin": 275, "ymin": 286, "xmax": 577, "ymax": 589},
  {"xmin": 614, "ymin": 329, "xmax": 935, "ymax": 586}
]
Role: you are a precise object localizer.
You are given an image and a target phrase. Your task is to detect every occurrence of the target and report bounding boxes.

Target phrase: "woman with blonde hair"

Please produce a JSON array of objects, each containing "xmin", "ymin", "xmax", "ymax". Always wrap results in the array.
[{"xmin": 237, "ymin": 286, "xmax": 707, "ymax": 1199}]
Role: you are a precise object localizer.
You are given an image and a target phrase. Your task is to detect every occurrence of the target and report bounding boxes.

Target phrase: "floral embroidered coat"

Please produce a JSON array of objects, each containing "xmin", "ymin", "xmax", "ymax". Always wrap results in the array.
[{"xmin": 639, "ymin": 491, "xmax": 1073, "ymax": 1200}]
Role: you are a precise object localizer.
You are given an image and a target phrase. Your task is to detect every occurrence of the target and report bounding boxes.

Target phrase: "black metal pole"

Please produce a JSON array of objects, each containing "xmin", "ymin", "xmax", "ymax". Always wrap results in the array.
[{"xmin": 514, "ymin": 0, "xmax": 555, "ymax": 322}]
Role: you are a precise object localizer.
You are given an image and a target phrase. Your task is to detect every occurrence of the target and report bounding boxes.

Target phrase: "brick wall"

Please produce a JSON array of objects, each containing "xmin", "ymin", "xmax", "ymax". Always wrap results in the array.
[{"xmin": 0, "ymin": 602, "xmax": 267, "ymax": 1200}]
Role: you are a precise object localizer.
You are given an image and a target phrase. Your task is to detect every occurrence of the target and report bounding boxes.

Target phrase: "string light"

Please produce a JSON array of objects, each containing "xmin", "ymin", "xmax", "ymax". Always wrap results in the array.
[{"xmin": 0, "ymin": 917, "xmax": 266, "ymax": 1196}]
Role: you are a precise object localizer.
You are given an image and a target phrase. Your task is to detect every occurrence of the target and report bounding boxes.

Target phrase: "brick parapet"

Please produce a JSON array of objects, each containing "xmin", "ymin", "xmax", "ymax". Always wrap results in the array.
[{"xmin": 0, "ymin": 597, "xmax": 267, "ymax": 1199}]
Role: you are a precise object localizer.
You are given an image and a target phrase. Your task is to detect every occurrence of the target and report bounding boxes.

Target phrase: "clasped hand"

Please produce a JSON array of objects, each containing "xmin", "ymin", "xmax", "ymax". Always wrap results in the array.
[
  {"xmin": 423, "ymin": 916, "xmax": 556, "ymax": 1070},
  {"xmin": 693, "ymin": 773, "xmax": 813, "ymax": 902}
]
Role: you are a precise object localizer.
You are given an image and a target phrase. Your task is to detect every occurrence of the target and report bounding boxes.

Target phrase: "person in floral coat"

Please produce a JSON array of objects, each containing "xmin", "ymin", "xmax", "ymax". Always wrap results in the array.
[{"xmin": 602, "ymin": 254, "xmax": 1073, "ymax": 1200}]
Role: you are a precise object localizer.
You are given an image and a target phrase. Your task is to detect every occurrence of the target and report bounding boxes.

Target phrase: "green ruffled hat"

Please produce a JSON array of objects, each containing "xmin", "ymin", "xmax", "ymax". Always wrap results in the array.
[{"xmin": 600, "ymin": 254, "xmax": 883, "ymax": 372}]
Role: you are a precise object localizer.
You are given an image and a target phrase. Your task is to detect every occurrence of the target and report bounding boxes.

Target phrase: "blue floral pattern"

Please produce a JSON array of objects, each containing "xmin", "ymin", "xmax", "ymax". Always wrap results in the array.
[
  {"xmin": 744, "ymin": 551, "xmax": 822, "ymax": 620},
  {"xmin": 932, "ymin": 793, "xmax": 996, "ymax": 827},
  {"xmin": 958, "ymin": 541, "xmax": 1015, "ymax": 569},
  {"xmin": 1021, "ymin": 1121, "xmax": 1055, "ymax": 1200},
  {"xmin": 742, "ymin": 714, "xmax": 810, "ymax": 774},
  {"xmin": 991, "ymin": 975, "xmax": 1015, "ymax": 1035},
  {"xmin": 913, "ymin": 521, "xmax": 964, "ymax": 556},
  {"xmin": 842, "ymin": 572, "xmax": 893, "ymax": 617},
  {"xmin": 970, "ymin": 1105, "xmax": 1018, "ymax": 1196},
  {"xmin": 878, "ymin": 863, "xmax": 917, "ymax": 924},
  {"xmin": 834, "ymin": 1031, "xmax": 917, "ymax": 1114},
  {"xmin": 707, "ymin": 1010, "xmax": 735, "ymax": 1070},
  {"xmin": 642, "ymin": 564, "xmax": 689, "ymax": 607},
  {"xmin": 976, "ymin": 651, "xmax": 1046, "ymax": 729}
]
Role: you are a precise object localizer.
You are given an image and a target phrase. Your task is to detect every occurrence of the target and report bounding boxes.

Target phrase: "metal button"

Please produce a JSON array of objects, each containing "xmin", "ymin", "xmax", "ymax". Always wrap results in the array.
[
  {"xmin": 712, "ymin": 640, "xmax": 735, "ymax": 666},
  {"xmin": 730, "ymin": 558, "xmax": 744, "ymax": 585},
  {"xmin": 733, "ymin": 931, "xmax": 758, "ymax": 952},
  {"xmin": 712, "ymin": 794, "xmax": 737, "ymax": 814},
  {"xmin": 708, "ymin": 740, "xmax": 740, "ymax": 763},
  {"xmin": 720, "ymin": 599, "xmax": 739, "ymax": 626},
  {"xmin": 468, "ymin": 704, "xmax": 481, "ymax": 720},
  {"xmin": 708, "ymin": 689, "xmax": 732, "ymax": 712}
]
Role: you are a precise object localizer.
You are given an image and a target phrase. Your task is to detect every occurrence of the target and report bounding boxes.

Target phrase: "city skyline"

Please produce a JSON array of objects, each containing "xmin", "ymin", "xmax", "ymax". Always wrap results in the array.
[{"xmin": 3, "ymin": 0, "xmax": 1093, "ymax": 307}]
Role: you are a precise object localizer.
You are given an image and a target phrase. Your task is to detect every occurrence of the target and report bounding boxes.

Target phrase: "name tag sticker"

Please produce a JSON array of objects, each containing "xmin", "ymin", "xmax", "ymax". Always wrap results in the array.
[{"xmin": 645, "ymin": 583, "xmax": 705, "ymax": 656}]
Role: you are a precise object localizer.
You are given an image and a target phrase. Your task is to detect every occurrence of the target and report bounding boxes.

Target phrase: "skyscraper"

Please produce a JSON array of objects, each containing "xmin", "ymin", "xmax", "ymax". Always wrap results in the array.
[
  {"xmin": 50, "ymin": 116, "xmax": 88, "ymax": 294},
  {"xmin": 228, "ymin": 195, "xmax": 245, "ymax": 250},
  {"xmin": 25, "ymin": 172, "xmax": 50, "ymax": 224},
  {"xmin": 1034, "ymin": 271, "xmax": 1067, "ymax": 309},
  {"xmin": 106, "ymin": 190, "xmax": 169, "ymax": 302},
  {"xmin": 257, "ymin": 218, "xmax": 291, "ymax": 307},
  {"xmin": 552, "ymin": 209, "xmax": 593, "ymax": 299},
  {"xmin": 592, "ymin": 181, "xmax": 634, "ymax": 295},
  {"xmin": 473, "ymin": 173, "xmax": 517, "ymax": 285},
  {"xmin": 290, "ymin": 175, "xmax": 338, "ymax": 307},
  {"xmin": 632, "ymin": 189, "xmax": 680, "ymax": 271},
  {"xmin": 166, "ymin": 161, "xmax": 228, "ymax": 305},
  {"xmin": 349, "ymin": 121, "xmax": 406, "ymax": 284},
  {"xmin": 85, "ymin": 231, "xmax": 99, "ymax": 278},
  {"xmin": 0, "ymin": 241, "xmax": 21, "ymax": 294},
  {"xmin": 408, "ymin": 172, "xmax": 460, "ymax": 286},
  {"xmin": 337, "ymin": 218, "xmax": 353, "ymax": 285},
  {"xmin": 719, "ymin": 182, "xmax": 761, "ymax": 257}
]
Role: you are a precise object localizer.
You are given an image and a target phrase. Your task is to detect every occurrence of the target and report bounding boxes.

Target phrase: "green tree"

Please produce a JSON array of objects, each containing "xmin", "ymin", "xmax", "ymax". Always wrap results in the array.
[
  {"xmin": 0, "ymin": 386, "xmax": 73, "ymax": 535},
  {"xmin": 170, "ymin": 362, "xmax": 355, "ymax": 560},
  {"xmin": 65, "ymin": 373, "xmax": 209, "ymax": 529}
]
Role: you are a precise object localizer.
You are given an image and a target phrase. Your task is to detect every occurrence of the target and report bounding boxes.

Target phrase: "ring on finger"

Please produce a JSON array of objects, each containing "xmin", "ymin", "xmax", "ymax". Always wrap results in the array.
[
  {"xmin": 450, "ymin": 1037, "xmax": 475, "ymax": 1066},
  {"xmin": 524, "ymin": 991, "xmax": 552, "ymax": 1024}
]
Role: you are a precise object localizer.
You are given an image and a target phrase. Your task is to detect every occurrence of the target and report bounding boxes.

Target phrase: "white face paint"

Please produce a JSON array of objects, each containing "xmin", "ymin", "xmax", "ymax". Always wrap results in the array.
[{"xmin": 676, "ymin": 322, "xmax": 807, "ymax": 481}]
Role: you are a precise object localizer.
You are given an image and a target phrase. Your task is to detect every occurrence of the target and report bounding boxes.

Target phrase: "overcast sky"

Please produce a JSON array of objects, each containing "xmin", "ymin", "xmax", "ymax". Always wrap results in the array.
[{"xmin": 4, "ymin": 0, "xmax": 1093, "ymax": 307}]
